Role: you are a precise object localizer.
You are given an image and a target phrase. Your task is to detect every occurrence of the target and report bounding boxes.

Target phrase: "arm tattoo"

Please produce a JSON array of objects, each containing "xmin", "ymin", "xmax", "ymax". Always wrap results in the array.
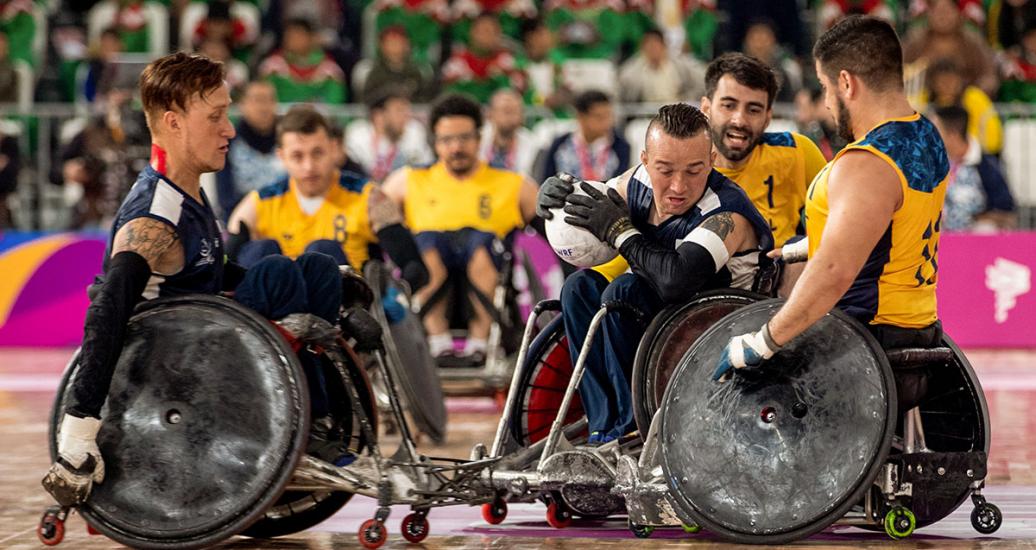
[
  {"xmin": 115, "ymin": 218, "xmax": 180, "ymax": 268},
  {"xmin": 701, "ymin": 212, "xmax": 735, "ymax": 240},
  {"xmin": 368, "ymin": 187, "xmax": 404, "ymax": 232}
]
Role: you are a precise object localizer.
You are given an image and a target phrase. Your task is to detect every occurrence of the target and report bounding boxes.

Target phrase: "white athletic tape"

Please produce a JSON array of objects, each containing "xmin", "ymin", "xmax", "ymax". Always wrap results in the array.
[
  {"xmin": 782, "ymin": 237, "xmax": 809, "ymax": 263},
  {"xmin": 682, "ymin": 227, "xmax": 729, "ymax": 271}
]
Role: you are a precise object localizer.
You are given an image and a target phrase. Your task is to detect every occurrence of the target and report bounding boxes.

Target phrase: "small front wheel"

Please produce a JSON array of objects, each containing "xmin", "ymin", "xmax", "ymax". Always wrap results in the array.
[
  {"xmin": 358, "ymin": 518, "xmax": 387, "ymax": 549},
  {"xmin": 971, "ymin": 502, "xmax": 1003, "ymax": 534},
  {"xmin": 481, "ymin": 498, "xmax": 508, "ymax": 525},
  {"xmin": 37, "ymin": 509, "xmax": 65, "ymax": 546},
  {"xmin": 401, "ymin": 513, "xmax": 430, "ymax": 543},
  {"xmin": 546, "ymin": 500, "xmax": 572, "ymax": 529},
  {"xmin": 629, "ymin": 521, "xmax": 653, "ymax": 538},
  {"xmin": 884, "ymin": 506, "xmax": 916, "ymax": 540}
]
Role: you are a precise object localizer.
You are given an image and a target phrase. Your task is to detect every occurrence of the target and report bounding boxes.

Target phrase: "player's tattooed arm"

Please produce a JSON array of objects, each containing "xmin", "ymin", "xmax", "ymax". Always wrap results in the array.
[
  {"xmin": 701, "ymin": 212, "xmax": 735, "ymax": 239},
  {"xmin": 111, "ymin": 217, "xmax": 183, "ymax": 273},
  {"xmin": 368, "ymin": 187, "xmax": 404, "ymax": 232}
]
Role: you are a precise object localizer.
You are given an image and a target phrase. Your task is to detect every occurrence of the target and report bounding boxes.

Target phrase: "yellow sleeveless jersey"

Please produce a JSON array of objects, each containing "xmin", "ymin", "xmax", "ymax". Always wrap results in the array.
[
  {"xmin": 403, "ymin": 162, "xmax": 524, "ymax": 238},
  {"xmin": 252, "ymin": 171, "xmax": 376, "ymax": 267},
  {"xmin": 716, "ymin": 132, "xmax": 827, "ymax": 246},
  {"xmin": 805, "ymin": 113, "xmax": 949, "ymax": 328}
]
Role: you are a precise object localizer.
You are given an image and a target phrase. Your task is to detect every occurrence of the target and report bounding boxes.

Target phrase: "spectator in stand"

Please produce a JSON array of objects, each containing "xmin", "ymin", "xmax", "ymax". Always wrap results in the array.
[
  {"xmin": 111, "ymin": 0, "xmax": 153, "ymax": 54},
  {"xmin": 442, "ymin": 14, "xmax": 527, "ymax": 103},
  {"xmin": 544, "ymin": 0, "xmax": 628, "ymax": 60},
  {"xmin": 903, "ymin": 0, "xmax": 999, "ymax": 96},
  {"xmin": 83, "ymin": 27, "xmax": 123, "ymax": 104},
  {"xmin": 721, "ymin": 0, "xmax": 808, "ymax": 58},
  {"xmin": 0, "ymin": 0, "xmax": 35, "ymax": 67},
  {"xmin": 992, "ymin": 0, "xmax": 1035, "ymax": 51},
  {"xmin": 909, "ymin": 0, "xmax": 986, "ymax": 32},
  {"xmin": 329, "ymin": 124, "xmax": 368, "ymax": 177},
  {"xmin": 794, "ymin": 87, "xmax": 847, "ymax": 160},
  {"xmin": 999, "ymin": 23, "xmax": 1036, "ymax": 102},
  {"xmin": 0, "ymin": 126, "xmax": 19, "ymax": 228},
  {"xmin": 197, "ymin": 37, "xmax": 248, "ymax": 96},
  {"xmin": 345, "ymin": 90, "xmax": 433, "ymax": 182},
  {"xmin": 517, "ymin": 19, "xmax": 570, "ymax": 111},
  {"xmin": 931, "ymin": 105, "xmax": 1017, "ymax": 230},
  {"xmin": 0, "ymin": 32, "xmax": 18, "ymax": 103},
  {"xmin": 451, "ymin": 0, "xmax": 537, "ymax": 44},
  {"xmin": 480, "ymin": 89, "xmax": 537, "ymax": 177},
  {"xmin": 52, "ymin": 89, "xmax": 150, "ymax": 229},
  {"xmin": 188, "ymin": 0, "xmax": 258, "ymax": 61},
  {"xmin": 542, "ymin": 90, "xmax": 630, "ymax": 183},
  {"xmin": 216, "ymin": 80, "xmax": 285, "ymax": 221},
  {"xmin": 372, "ymin": 0, "xmax": 450, "ymax": 65},
  {"xmin": 920, "ymin": 58, "xmax": 1003, "ymax": 154},
  {"xmin": 259, "ymin": 17, "xmax": 347, "ymax": 103},
  {"xmin": 618, "ymin": 28, "xmax": 706, "ymax": 103},
  {"xmin": 818, "ymin": 0, "xmax": 897, "ymax": 31},
  {"xmin": 361, "ymin": 26, "xmax": 437, "ymax": 104},
  {"xmin": 637, "ymin": 0, "xmax": 718, "ymax": 62},
  {"xmin": 741, "ymin": 19, "xmax": 803, "ymax": 103}
]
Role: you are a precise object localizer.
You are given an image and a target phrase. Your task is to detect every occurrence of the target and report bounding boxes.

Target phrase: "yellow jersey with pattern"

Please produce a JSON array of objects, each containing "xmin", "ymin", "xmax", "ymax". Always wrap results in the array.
[
  {"xmin": 804, "ymin": 113, "xmax": 948, "ymax": 328},
  {"xmin": 716, "ymin": 132, "xmax": 827, "ymax": 247},
  {"xmin": 403, "ymin": 162, "xmax": 524, "ymax": 238},
  {"xmin": 252, "ymin": 170, "xmax": 376, "ymax": 267}
]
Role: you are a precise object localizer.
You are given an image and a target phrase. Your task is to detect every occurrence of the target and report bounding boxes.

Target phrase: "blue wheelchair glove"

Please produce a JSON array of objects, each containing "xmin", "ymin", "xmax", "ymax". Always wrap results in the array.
[
  {"xmin": 381, "ymin": 286, "xmax": 407, "ymax": 325},
  {"xmin": 711, "ymin": 323, "xmax": 781, "ymax": 382}
]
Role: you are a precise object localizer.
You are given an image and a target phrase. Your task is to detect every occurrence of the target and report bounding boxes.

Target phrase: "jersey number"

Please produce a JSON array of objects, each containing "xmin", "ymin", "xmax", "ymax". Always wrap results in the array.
[
  {"xmin": 333, "ymin": 215, "xmax": 348, "ymax": 243},
  {"xmin": 764, "ymin": 175, "xmax": 775, "ymax": 208},
  {"xmin": 478, "ymin": 194, "xmax": 492, "ymax": 220}
]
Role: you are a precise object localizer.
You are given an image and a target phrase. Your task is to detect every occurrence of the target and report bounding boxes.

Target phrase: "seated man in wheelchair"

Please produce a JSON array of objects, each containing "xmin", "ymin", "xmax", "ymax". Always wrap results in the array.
[
  {"xmin": 226, "ymin": 105, "xmax": 429, "ymax": 302},
  {"xmin": 42, "ymin": 53, "xmax": 373, "ymax": 508},
  {"xmin": 382, "ymin": 94, "xmax": 539, "ymax": 366},
  {"xmin": 537, "ymin": 103, "xmax": 775, "ymax": 445},
  {"xmin": 713, "ymin": 16, "xmax": 945, "ymax": 405}
]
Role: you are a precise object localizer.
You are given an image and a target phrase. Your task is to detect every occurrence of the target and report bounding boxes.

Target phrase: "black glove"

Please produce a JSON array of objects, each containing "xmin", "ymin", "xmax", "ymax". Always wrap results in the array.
[
  {"xmin": 563, "ymin": 181, "xmax": 635, "ymax": 247},
  {"xmin": 225, "ymin": 223, "xmax": 251, "ymax": 262},
  {"xmin": 536, "ymin": 173, "xmax": 577, "ymax": 219},
  {"xmin": 339, "ymin": 307, "xmax": 383, "ymax": 352},
  {"xmin": 340, "ymin": 266, "xmax": 375, "ymax": 310}
]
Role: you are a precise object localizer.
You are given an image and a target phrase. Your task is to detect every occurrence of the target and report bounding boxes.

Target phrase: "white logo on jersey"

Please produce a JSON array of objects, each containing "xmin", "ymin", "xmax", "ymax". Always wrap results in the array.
[
  {"xmin": 985, "ymin": 257, "xmax": 1031, "ymax": 323},
  {"xmin": 196, "ymin": 238, "xmax": 216, "ymax": 267}
]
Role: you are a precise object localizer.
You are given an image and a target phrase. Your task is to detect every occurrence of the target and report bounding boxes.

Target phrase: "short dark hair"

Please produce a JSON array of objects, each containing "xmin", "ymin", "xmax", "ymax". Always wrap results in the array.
[
  {"xmin": 368, "ymin": 87, "xmax": 409, "ymax": 112},
  {"xmin": 429, "ymin": 94, "xmax": 483, "ymax": 134},
  {"xmin": 813, "ymin": 15, "xmax": 903, "ymax": 93},
  {"xmin": 933, "ymin": 105, "xmax": 969, "ymax": 140},
  {"xmin": 642, "ymin": 27, "xmax": 664, "ymax": 44},
  {"xmin": 284, "ymin": 17, "xmax": 315, "ymax": 34},
  {"xmin": 705, "ymin": 52, "xmax": 780, "ymax": 108},
  {"xmin": 140, "ymin": 52, "xmax": 226, "ymax": 130},
  {"xmin": 277, "ymin": 105, "xmax": 333, "ymax": 145},
  {"xmin": 646, "ymin": 103, "xmax": 710, "ymax": 144},
  {"xmin": 573, "ymin": 90, "xmax": 611, "ymax": 114}
]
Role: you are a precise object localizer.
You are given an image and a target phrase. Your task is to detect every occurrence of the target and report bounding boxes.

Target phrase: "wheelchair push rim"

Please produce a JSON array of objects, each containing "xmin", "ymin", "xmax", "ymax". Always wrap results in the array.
[
  {"xmin": 659, "ymin": 300, "xmax": 897, "ymax": 544},
  {"xmin": 49, "ymin": 295, "xmax": 309, "ymax": 549}
]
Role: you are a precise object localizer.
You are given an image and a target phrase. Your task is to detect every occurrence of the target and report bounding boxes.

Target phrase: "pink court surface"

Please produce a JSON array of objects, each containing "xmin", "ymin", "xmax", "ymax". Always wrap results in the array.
[{"xmin": 1, "ymin": 347, "xmax": 1035, "ymax": 549}]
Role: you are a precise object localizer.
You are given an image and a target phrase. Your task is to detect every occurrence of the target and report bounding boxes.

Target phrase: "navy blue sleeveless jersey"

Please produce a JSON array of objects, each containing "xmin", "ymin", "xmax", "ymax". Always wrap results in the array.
[
  {"xmin": 622, "ymin": 165, "xmax": 775, "ymax": 289},
  {"xmin": 104, "ymin": 166, "xmax": 224, "ymax": 298}
]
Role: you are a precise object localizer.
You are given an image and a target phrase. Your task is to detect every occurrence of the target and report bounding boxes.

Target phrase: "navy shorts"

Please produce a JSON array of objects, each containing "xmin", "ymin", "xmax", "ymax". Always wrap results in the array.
[{"xmin": 415, "ymin": 229, "xmax": 505, "ymax": 271}]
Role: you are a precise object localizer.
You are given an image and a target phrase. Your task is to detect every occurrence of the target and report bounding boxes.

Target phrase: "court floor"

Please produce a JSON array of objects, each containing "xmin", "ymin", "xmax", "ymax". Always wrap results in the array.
[{"xmin": 1, "ymin": 347, "xmax": 1034, "ymax": 549}]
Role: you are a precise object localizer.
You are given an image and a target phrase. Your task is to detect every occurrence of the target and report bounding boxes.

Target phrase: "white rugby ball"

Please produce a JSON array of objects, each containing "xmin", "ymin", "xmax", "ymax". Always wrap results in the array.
[{"xmin": 545, "ymin": 179, "xmax": 620, "ymax": 268}]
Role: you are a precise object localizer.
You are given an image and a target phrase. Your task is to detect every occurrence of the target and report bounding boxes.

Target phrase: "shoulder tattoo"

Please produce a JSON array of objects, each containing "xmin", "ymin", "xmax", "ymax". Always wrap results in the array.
[
  {"xmin": 116, "ymin": 219, "xmax": 180, "ymax": 266},
  {"xmin": 701, "ymin": 211, "xmax": 735, "ymax": 240}
]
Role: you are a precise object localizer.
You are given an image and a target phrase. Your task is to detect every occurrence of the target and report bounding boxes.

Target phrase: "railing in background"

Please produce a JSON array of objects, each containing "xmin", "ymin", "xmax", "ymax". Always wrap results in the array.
[{"xmin": 0, "ymin": 102, "xmax": 1034, "ymax": 231}]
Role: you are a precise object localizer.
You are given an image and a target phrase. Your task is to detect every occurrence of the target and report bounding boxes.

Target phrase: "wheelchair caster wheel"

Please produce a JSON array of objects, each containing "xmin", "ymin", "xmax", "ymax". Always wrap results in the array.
[
  {"xmin": 971, "ymin": 502, "xmax": 1002, "ymax": 534},
  {"xmin": 682, "ymin": 523, "xmax": 701, "ymax": 533},
  {"xmin": 401, "ymin": 513, "xmax": 430, "ymax": 543},
  {"xmin": 546, "ymin": 501, "xmax": 572, "ymax": 529},
  {"xmin": 358, "ymin": 518, "xmax": 387, "ymax": 549},
  {"xmin": 37, "ymin": 508, "xmax": 65, "ymax": 546},
  {"xmin": 884, "ymin": 506, "xmax": 916, "ymax": 539},
  {"xmin": 629, "ymin": 521, "xmax": 653, "ymax": 538},
  {"xmin": 481, "ymin": 498, "xmax": 508, "ymax": 525}
]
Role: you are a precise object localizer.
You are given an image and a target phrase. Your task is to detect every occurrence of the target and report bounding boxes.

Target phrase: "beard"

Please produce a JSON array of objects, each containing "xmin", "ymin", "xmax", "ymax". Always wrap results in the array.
[
  {"xmin": 445, "ymin": 152, "xmax": 476, "ymax": 176},
  {"xmin": 835, "ymin": 95, "xmax": 856, "ymax": 143},
  {"xmin": 710, "ymin": 121, "xmax": 759, "ymax": 163}
]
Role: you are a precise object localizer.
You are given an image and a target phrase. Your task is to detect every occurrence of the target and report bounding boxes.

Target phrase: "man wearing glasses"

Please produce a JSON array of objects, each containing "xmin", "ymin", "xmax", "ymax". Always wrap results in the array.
[{"xmin": 383, "ymin": 94, "xmax": 539, "ymax": 365}]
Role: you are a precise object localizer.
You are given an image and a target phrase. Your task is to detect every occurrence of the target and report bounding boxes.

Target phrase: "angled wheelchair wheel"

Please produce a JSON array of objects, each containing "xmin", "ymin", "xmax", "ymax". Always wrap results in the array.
[
  {"xmin": 49, "ymin": 295, "xmax": 308, "ymax": 549},
  {"xmin": 508, "ymin": 315, "xmax": 586, "ymax": 447},
  {"xmin": 242, "ymin": 344, "xmax": 378, "ymax": 538},
  {"xmin": 631, "ymin": 289, "xmax": 764, "ymax": 435},
  {"xmin": 364, "ymin": 261, "xmax": 447, "ymax": 444},
  {"xmin": 659, "ymin": 300, "xmax": 897, "ymax": 544}
]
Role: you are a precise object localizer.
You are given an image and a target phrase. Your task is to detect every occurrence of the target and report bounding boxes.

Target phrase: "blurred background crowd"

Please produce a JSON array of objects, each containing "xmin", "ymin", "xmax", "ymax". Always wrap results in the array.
[{"xmin": 0, "ymin": 0, "xmax": 1032, "ymax": 233}]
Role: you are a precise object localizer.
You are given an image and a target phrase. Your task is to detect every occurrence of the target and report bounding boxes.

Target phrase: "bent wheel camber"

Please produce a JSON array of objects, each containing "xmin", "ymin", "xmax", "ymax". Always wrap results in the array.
[{"xmin": 659, "ymin": 300, "xmax": 897, "ymax": 544}]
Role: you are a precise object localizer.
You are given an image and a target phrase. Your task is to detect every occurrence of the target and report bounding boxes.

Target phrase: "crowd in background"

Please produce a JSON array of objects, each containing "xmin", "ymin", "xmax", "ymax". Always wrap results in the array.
[{"xmin": 0, "ymin": 0, "xmax": 1030, "ymax": 232}]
